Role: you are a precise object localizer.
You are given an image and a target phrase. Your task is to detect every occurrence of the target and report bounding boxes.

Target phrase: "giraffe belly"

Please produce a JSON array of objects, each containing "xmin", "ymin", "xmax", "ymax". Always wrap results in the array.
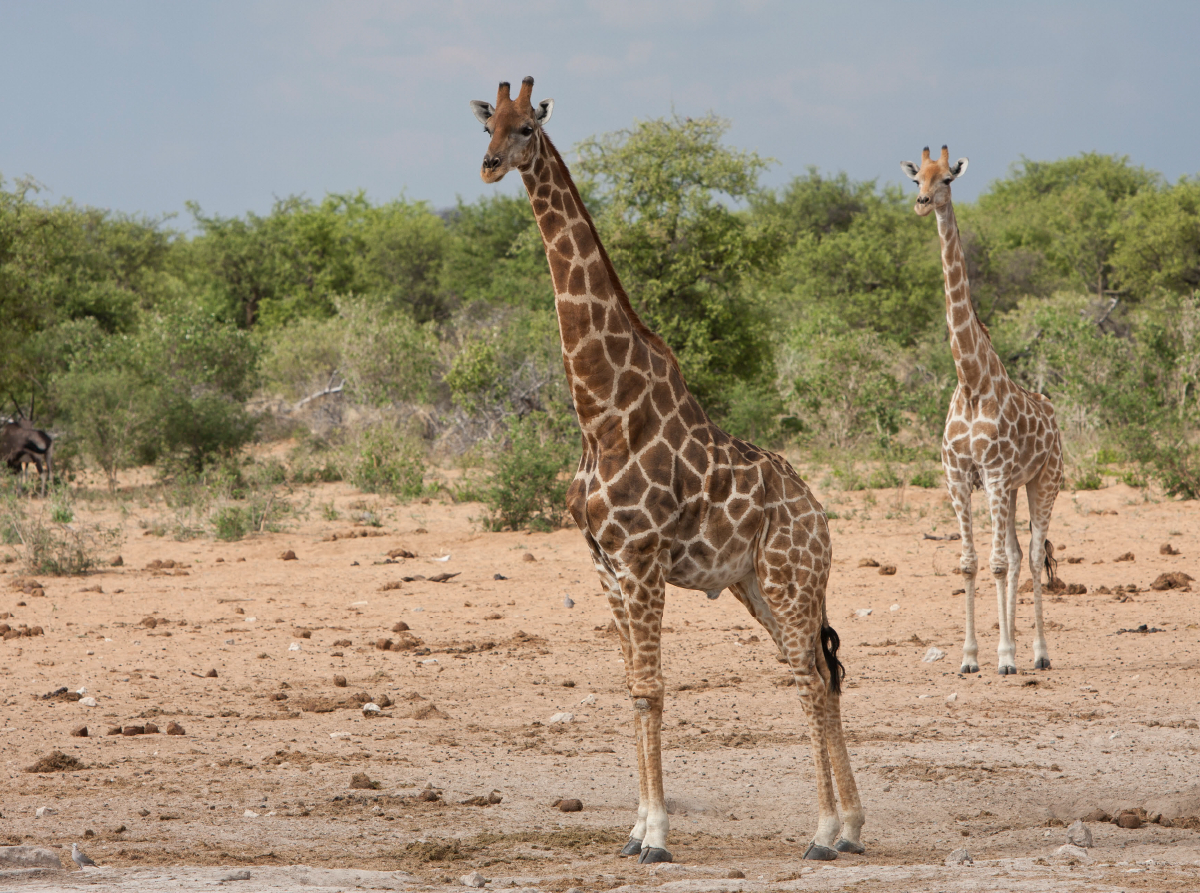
[{"xmin": 666, "ymin": 549, "xmax": 756, "ymax": 594}]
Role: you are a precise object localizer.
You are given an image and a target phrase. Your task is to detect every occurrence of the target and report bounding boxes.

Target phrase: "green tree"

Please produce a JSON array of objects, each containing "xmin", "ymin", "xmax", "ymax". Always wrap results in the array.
[
  {"xmin": 575, "ymin": 114, "xmax": 779, "ymax": 412},
  {"xmin": 1111, "ymin": 177, "xmax": 1200, "ymax": 298}
]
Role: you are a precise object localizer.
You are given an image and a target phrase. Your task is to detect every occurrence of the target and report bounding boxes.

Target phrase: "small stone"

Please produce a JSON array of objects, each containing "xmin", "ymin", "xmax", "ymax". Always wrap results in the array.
[
  {"xmin": 922, "ymin": 647, "xmax": 946, "ymax": 663},
  {"xmin": 726, "ymin": 869, "xmax": 746, "ymax": 879},
  {"xmin": 547, "ymin": 712, "xmax": 574, "ymax": 724},
  {"xmin": 280, "ymin": 550, "xmax": 298, "ymax": 561},
  {"xmin": 79, "ymin": 697, "xmax": 98, "ymax": 707},
  {"xmin": 333, "ymin": 675, "xmax": 348, "ymax": 687},
  {"xmin": 166, "ymin": 721, "xmax": 185, "ymax": 735},
  {"xmin": 71, "ymin": 725, "xmax": 88, "ymax": 737},
  {"xmin": 83, "ymin": 829, "xmax": 95, "ymax": 838},
  {"xmin": 110, "ymin": 555, "xmax": 123, "ymax": 567},
  {"xmin": 138, "ymin": 808, "xmax": 150, "ymax": 816},
  {"xmin": 0, "ymin": 845, "xmax": 63, "ymax": 869},
  {"xmin": 1053, "ymin": 843, "xmax": 1092, "ymax": 863},
  {"xmin": 349, "ymin": 772, "xmax": 379, "ymax": 790},
  {"xmin": 461, "ymin": 871, "xmax": 487, "ymax": 888},
  {"xmin": 522, "ymin": 552, "xmax": 536, "ymax": 562},
  {"xmin": 288, "ymin": 642, "xmax": 301, "ymax": 652},
  {"xmin": 945, "ymin": 847, "xmax": 972, "ymax": 865},
  {"xmin": 206, "ymin": 668, "xmax": 218, "ymax": 678},
  {"xmin": 1114, "ymin": 551, "xmax": 1134, "ymax": 562},
  {"xmin": 1160, "ymin": 542, "xmax": 1181, "ymax": 555},
  {"xmin": 563, "ymin": 595, "xmax": 575, "ymax": 608},
  {"xmin": 141, "ymin": 616, "xmax": 158, "ymax": 629},
  {"xmin": 855, "ymin": 608, "xmax": 873, "ymax": 617},
  {"xmin": 1066, "ymin": 819, "xmax": 1093, "ymax": 847},
  {"xmin": 362, "ymin": 703, "xmax": 381, "ymax": 716},
  {"xmin": 890, "ymin": 603, "xmax": 900, "ymax": 611},
  {"xmin": 220, "ymin": 870, "xmax": 251, "ymax": 881},
  {"xmin": 107, "ymin": 726, "xmax": 122, "ymax": 736},
  {"xmin": 243, "ymin": 809, "xmax": 259, "ymax": 817},
  {"xmin": 375, "ymin": 638, "xmax": 393, "ymax": 651},
  {"xmin": 946, "ymin": 692, "xmax": 958, "ymax": 703},
  {"xmin": 35, "ymin": 806, "xmax": 58, "ymax": 817},
  {"xmin": 392, "ymin": 621, "xmax": 409, "ymax": 632},
  {"xmin": 578, "ymin": 693, "xmax": 596, "ymax": 706},
  {"xmin": 858, "ymin": 558, "xmax": 880, "ymax": 567},
  {"xmin": 122, "ymin": 725, "xmax": 145, "ymax": 736},
  {"xmin": 1116, "ymin": 812, "xmax": 1142, "ymax": 829},
  {"xmin": 418, "ymin": 789, "xmax": 441, "ymax": 802},
  {"xmin": 558, "ymin": 798, "xmax": 583, "ymax": 812},
  {"xmin": 144, "ymin": 722, "xmax": 159, "ymax": 734},
  {"xmin": 878, "ymin": 565, "xmax": 897, "ymax": 575}
]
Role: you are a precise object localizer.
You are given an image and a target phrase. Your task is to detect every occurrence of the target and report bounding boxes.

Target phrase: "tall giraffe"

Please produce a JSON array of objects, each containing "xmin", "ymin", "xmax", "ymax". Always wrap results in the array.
[
  {"xmin": 902, "ymin": 146, "xmax": 1064, "ymax": 675},
  {"xmin": 471, "ymin": 77, "xmax": 864, "ymax": 863}
]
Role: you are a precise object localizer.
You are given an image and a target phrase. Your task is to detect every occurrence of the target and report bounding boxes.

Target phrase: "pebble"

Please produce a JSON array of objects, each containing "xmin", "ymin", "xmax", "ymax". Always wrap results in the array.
[
  {"xmin": 224, "ymin": 638, "xmax": 235, "ymax": 645},
  {"xmin": 206, "ymin": 668, "xmax": 218, "ymax": 678},
  {"xmin": 878, "ymin": 565, "xmax": 897, "ymax": 575},
  {"xmin": 945, "ymin": 848, "xmax": 972, "ymax": 865},
  {"xmin": 461, "ymin": 871, "xmax": 487, "ymax": 888},
  {"xmin": 333, "ymin": 675, "xmax": 348, "ymax": 687},
  {"xmin": 138, "ymin": 809, "xmax": 150, "ymax": 816},
  {"xmin": 71, "ymin": 725, "xmax": 88, "ymax": 737},
  {"xmin": 35, "ymin": 806, "xmax": 58, "ymax": 817},
  {"xmin": 563, "ymin": 596, "xmax": 575, "ymax": 608},
  {"xmin": 1067, "ymin": 819, "xmax": 1093, "ymax": 847},
  {"xmin": 522, "ymin": 552, "xmax": 536, "ymax": 562},
  {"xmin": 79, "ymin": 696, "xmax": 98, "ymax": 707},
  {"xmin": 922, "ymin": 647, "xmax": 946, "ymax": 663},
  {"xmin": 243, "ymin": 809, "xmax": 259, "ymax": 817},
  {"xmin": 578, "ymin": 693, "xmax": 596, "ymax": 706},
  {"xmin": 122, "ymin": 725, "xmax": 145, "ymax": 736},
  {"xmin": 558, "ymin": 798, "xmax": 583, "ymax": 812},
  {"xmin": 1116, "ymin": 812, "xmax": 1142, "ymax": 829},
  {"xmin": 946, "ymin": 693, "xmax": 958, "ymax": 703},
  {"xmin": 221, "ymin": 870, "xmax": 251, "ymax": 881},
  {"xmin": 280, "ymin": 550, "xmax": 298, "ymax": 561},
  {"xmin": 547, "ymin": 712, "xmax": 574, "ymax": 724},
  {"xmin": 289, "ymin": 642, "xmax": 302, "ymax": 651},
  {"xmin": 855, "ymin": 608, "xmax": 873, "ymax": 617},
  {"xmin": 726, "ymin": 869, "xmax": 746, "ymax": 879},
  {"xmin": 392, "ymin": 621, "xmax": 409, "ymax": 632},
  {"xmin": 166, "ymin": 721, "xmax": 185, "ymax": 735},
  {"xmin": 890, "ymin": 603, "xmax": 900, "ymax": 612},
  {"xmin": 362, "ymin": 703, "xmax": 381, "ymax": 716}
]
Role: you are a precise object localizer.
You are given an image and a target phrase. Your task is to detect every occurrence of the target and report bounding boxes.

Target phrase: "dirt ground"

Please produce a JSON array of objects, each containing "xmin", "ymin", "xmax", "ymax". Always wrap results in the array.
[{"xmin": 3, "ymin": 464, "xmax": 1199, "ymax": 892}]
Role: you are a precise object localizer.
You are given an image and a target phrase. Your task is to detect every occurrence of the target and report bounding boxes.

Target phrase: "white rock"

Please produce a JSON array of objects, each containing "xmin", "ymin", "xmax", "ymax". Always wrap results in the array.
[
  {"xmin": 288, "ymin": 642, "xmax": 302, "ymax": 651},
  {"xmin": 946, "ymin": 692, "xmax": 958, "ymax": 703},
  {"xmin": 421, "ymin": 658, "xmax": 438, "ymax": 665},
  {"xmin": 76, "ymin": 687, "xmax": 87, "ymax": 695},
  {"xmin": 433, "ymin": 555, "xmax": 451, "ymax": 562},
  {"xmin": 35, "ymin": 806, "xmax": 58, "ymax": 817},
  {"xmin": 0, "ymin": 845, "xmax": 64, "ymax": 869},
  {"xmin": 245, "ymin": 616, "xmax": 256, "ymax": 623},
  {"xmin": 547, "ymin": 712, "xmax": 574, "ymax": 724},
  {"xmin": 224, "ymin": 638, "xmax": 235, "ymax": 645},
  {"xmin": 351, "ymin": 600, "xmax": 368, "ymax": 606},
  {"xmin": 79, "ymin": 696, "xmax": 98, "ymax": 707},
  {"xmin": 86, "ymin": 650, "xmax": 94, "ymax": 655},
  {"xmin": 412, "ymin": 607, "xmax": 424, "ymax": 612},
  {"xmin": 890, "ymin": 603, "xmax": 900, "ymax": 612},
  {"xmin": 461, "ymin": 870, "xmax": 487, "ymax": 888},
  {"xmin": 1066, "ymin": 819, "xmax": 1093, "ymax": 848},
  {"xmin": 922, "ymin": 647, "xmax": 946, "ymax": 663},
  {"xmin": 1054, "ymin": 843, "xmax": 1092, "ymax": 863},
  {"xmin": 1109, "ymin": 731, "xmax": 1120, "ymax": 740},
  {"xmin": 243, "ymin": 809, "xmax": 259, "ymax": 817},
  {"xmin": 329, "ymin": 732, "xmax": 351, "ymax": 739},
  {"xmin": 362, "ymin": 703, "xmax": 381, "ymax": 716},
  {"xmin": 578, "ymin": 693, "xmax": 597, "ymax": 706},
  {"xmin": 855, "ymin": 608, "xmax": 873, "ymax": 617},
  {"xmin": 945, "ymin": 847, "xmax": 972, "ymax": 865}
]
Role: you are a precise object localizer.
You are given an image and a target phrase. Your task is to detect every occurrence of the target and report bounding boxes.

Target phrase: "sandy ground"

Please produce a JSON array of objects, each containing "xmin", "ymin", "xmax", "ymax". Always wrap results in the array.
[{"xmin": 2, "ymin": 468, "xmax": 1199, "ymax": 892}]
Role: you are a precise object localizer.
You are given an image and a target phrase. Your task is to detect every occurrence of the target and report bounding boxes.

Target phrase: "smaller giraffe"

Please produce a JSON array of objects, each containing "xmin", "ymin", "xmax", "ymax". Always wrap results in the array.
[{"xmin": 901, "ymin": 146, "xmax": 1064, "ymax": 675}]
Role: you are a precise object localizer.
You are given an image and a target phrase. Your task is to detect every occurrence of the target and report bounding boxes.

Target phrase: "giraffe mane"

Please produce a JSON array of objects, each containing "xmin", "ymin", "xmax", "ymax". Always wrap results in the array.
[{"xmin": 539, "ymin": 133, "xmax": 683, "ymax": 378}]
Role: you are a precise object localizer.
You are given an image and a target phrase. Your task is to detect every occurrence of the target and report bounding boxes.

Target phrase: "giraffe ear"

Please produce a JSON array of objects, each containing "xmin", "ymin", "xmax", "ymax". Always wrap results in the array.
[
  {"xmin": 950, "ymin": 157, "xmax": 968, "ymax": 177},
  {"xmin": 900, "ymin": 160, "xmax": 921, "ymax": 181},
  {"xmin": 535, "ymin": 98, "xmax": 554, "ymax": 126},
  {"xmin": 469, "ymin": 100, "xmax": 495, "ymax": 125}
]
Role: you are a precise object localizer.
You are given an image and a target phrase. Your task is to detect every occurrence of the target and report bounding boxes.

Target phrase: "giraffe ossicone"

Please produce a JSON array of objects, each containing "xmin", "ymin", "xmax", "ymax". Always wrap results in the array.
[
  {"xmin": 470, "ymin": 76, "xmax": 864, "ymax": 863},
  {"xmin": 902, "ymin": 144, "xmax": 1064, "ymax": 675}
]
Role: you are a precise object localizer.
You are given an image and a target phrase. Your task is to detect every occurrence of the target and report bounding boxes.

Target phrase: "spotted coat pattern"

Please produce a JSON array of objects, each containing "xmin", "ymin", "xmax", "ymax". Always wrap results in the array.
[
  {"xmin": 472, "ymin": 78, "xmax": 863, "ymax": 860},
  {"xmin": 905, "ymin": 146, "xmax": 1064, "ymax": 675}
]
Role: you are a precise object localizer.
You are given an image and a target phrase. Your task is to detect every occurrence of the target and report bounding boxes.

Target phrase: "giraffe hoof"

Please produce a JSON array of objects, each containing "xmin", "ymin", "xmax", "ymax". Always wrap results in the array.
[
  {"xmin": 803, "ymin": 842, "xmax": 838, "ymax": 861},
  {"xmin": 619, "ymin": 838, "xmax": 643, "ymax": 857},
  {"xmin": 637, "ymin": 847, "xmax": 673, "ymax": 864},
  {"xmin": 998, "ymin": 665, "xmax": 1016, "ymax": 675},
  {"xmin": 1034, "ymin": 657, "xmax": 1051, "ymax": 670},
  {"xmin": 960, "ymin": 663, "xmax": 979, "ymax": 674},
  {"xmin": 835, "ymin": 838, "xmax": 865, "ymax": 854}
]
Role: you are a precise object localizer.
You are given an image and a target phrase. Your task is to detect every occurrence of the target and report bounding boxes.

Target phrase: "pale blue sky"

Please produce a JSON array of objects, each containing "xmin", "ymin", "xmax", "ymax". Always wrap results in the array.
[{"xmin": 1, "ymin": 1, "xmax": 1196, "ymax": 223}]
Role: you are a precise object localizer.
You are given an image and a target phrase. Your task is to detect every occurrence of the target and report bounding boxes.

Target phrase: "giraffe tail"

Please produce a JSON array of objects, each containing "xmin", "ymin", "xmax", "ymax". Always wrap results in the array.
[
  {"xmin": 821, "ymin": 624, "xmax": 845, "ymax": 694},
  {"xmin": 1044, "ymin": 539, "xmax": 1058, "ymax": 586}
]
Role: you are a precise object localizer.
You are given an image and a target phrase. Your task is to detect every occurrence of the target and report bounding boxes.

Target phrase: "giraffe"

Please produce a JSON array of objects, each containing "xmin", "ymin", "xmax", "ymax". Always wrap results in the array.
[
  {"xmin": 901, "ymin": 146, "xmax": 1064, "ymax": 676},
  {"xmin": 470, "ymin": 77, "xmax": 864, "ymax": 863}
]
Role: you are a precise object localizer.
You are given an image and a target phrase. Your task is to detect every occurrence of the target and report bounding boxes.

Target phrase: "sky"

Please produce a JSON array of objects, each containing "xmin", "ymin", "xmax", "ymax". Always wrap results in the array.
[{"xmin": 1, "ymin": 1, "xmax": 1197, "ymax": 226}]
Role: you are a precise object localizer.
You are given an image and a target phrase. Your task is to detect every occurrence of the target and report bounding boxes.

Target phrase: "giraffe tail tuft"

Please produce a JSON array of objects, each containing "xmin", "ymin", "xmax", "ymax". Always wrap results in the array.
[
  {"xmin": 1044, "ymin": 539, "xmax": 1058, "ymax": 586},
  {"xmin": 821, "ymin": 625, "xmax": 845, "ymax": 695}
]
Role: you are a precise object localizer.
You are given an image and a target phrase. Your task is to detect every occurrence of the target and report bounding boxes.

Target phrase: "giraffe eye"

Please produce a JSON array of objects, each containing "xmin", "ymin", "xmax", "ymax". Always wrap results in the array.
[
  {"xmin": 943, "ymin": 178, "xmax": 952, "ymax": 185},
  {"xmin": 521, "ymin": 126, "xmax": 533, "ymax": 136}
]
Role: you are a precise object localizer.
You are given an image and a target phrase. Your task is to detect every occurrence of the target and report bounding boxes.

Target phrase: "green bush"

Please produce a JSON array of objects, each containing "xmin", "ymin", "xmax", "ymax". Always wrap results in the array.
[
  {"xmin": 213, "ymin": 506, "xmax": 252, "ymax": 541},
  {"xmin": 483, "ymin": 415, "xmax": 573, "ymax": 531},
  {"xmin": 351, "ymin": 426, "xmax": 426, "ymax": 499},
  {"xmin": 909, "ymin": 468, "xmax": 941, "ymax": 488},
  {"xmin": 1072, "ymin": 468, "xmax": 1104, "ymax": 491}
]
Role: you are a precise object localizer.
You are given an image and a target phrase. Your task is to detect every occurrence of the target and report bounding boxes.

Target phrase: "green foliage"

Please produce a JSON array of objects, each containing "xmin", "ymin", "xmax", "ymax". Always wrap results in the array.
[
  {"xmin": 909, "ymin": 468, "xmax": 941, "ymax": 489},
  {"xmin": 1111, "ymin": 177, "xmax": 1200, "ymax": 298},
  {"xmin": 445, "ymin": 339, "xmax": 502, "ymax": 415},
  {"xmin": 576, "ymin": 114, "xmax": 778, "ymax": 411},
  {"xmin": 1072, "ymin": 468, "xmax": 1103, "ymax": 491},
  {"xmin": 212, "ymin": 506, "xmax": 252, "ymax": 541},
  {"xmin": 0, "ymin": 491, "xmax": 122, "ymax": 575},
  {"xmin": 337, "ymin": 296, "xmax": 440, "ymax": 408},
  {"xmin": 483, "ymin": 414, "xmax": 573, "ymax": 531},
  {"xmin": 351, "ymin": 426, "xmax": 426, "ymax": 500}
]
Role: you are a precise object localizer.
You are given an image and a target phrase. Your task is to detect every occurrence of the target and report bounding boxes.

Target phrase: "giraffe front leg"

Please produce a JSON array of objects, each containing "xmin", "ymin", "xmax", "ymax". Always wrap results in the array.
[
  {"xmin": 987, "ymin": 486, "xmax": 1016, "ymax": 675},
  {"xmin": 1027, "ymin": 473, "xmax": 1058, "ymax": 670},
  {"xmin": 946, "ymin": 475, "xmax": 979, "ymax": 673}
]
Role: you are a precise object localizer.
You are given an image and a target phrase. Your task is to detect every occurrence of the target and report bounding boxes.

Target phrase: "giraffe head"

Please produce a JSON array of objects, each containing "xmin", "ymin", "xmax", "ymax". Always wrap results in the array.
[
  {"xmin": 470, "ymin": 76, "xmax": 554, "ymax": 184},
  {"xmin": 900, "ymin": 146, "xmax": 968, "ymax": 217}
]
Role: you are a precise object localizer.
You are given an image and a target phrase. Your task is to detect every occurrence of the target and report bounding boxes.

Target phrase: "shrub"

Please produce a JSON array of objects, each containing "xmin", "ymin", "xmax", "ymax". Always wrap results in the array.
[
  {"xmin": 213, "ymin": 506, "xmax": 252, "ymax": 541},
  {"xmin": 909, "ymin": 467, "xmax": 941, "ymax": 489},
  {"xmin": 1072, "ymin": 468, "xmax": 1103, "ymax": 491},
  {"xmin": 1, "ymin": 493, "xmax": 122, "ymax": 575},
  {"xmin": 351, "ymin": 426, "xmax": 426, "ymax": 500},
  {"xmin": 483, "ymin": 415, "xmax": 573, "ymax": 531}
]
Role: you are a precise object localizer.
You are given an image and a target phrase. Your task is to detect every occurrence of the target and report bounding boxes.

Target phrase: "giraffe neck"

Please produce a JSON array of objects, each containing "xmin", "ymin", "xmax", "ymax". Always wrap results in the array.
[
  {"xmin": 935, "ymin": 201, "xmax": 1002, "ymax": 394},
  {"xmin": 520, "ymin": 131, "xmax": 679, "ymax": 430}
]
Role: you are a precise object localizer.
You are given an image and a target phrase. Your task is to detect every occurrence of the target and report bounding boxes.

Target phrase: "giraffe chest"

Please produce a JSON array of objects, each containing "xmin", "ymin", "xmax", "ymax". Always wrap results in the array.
[{"xmin": 944, "ymin": 386, "xmax": 1059, "ymax": 482}]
